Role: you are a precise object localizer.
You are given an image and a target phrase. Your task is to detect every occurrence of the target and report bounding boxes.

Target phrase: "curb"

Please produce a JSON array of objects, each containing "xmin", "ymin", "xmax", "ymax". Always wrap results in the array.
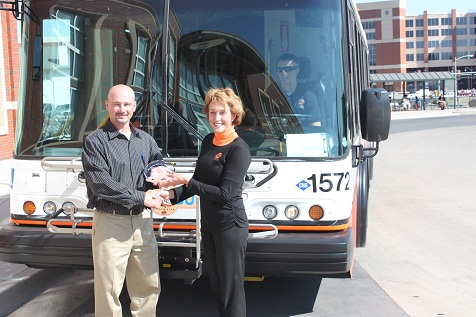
[{"xmin": 0, "ymin": 266, "xmax": 73, "ymax": 316}]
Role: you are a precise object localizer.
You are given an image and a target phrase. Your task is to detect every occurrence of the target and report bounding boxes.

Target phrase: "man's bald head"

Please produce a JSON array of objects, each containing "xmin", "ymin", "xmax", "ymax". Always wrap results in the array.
[{"xmin": 105, "ymin": 84, "xmax": 137, "ymax": 131}]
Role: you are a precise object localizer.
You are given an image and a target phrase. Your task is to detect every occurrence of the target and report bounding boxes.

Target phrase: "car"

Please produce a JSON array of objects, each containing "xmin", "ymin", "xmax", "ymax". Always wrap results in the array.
[
  {"xmin": 459, "ymin": 89, "xmax": 476, "ymax": 96},
  {"xmin": 444, "ymin": 91, "xmax": 454, "ymax": 98},
  {"xmin": 417, "ymin": 89, "xmax": 433, "ymax": 99}
]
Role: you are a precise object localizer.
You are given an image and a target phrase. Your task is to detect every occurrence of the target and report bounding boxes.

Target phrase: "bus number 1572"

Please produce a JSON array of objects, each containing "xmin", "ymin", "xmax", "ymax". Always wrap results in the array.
[{"xmin": 308, "ymin": 172, "xmax": 351, "ymax": 192}]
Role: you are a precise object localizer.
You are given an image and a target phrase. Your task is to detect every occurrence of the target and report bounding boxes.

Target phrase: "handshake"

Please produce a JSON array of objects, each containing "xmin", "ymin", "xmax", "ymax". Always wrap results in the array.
[
  {"xmin": 145, "ymin": 188, "xmax": 171, "ymax": 209},
  {"xmin": 143, "ymin": 160, "xmax": 190, "ymax": 210}
]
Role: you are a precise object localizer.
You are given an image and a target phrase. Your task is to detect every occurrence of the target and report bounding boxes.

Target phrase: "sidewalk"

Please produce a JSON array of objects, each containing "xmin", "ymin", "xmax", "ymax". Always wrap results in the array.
[{"xmin": 391, "ymin": 106, "xmax": 476, "ymax": 120}]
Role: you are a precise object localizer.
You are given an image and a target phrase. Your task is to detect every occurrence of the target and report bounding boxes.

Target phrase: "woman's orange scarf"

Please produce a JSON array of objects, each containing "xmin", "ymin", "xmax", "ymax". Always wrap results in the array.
[{"xmin": 213, "ymin": 126, "xmax": 238, "ymax": 146}]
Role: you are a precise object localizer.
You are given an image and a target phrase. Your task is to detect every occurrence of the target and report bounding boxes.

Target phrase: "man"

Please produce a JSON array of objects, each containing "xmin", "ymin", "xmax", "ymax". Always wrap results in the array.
[
  {"xmin": 275, "ymin": 53, "xmax": 321, "ymax": 120},
  {"xmin": 401, "ymin": 95, "xmax": 411, "ymax": 111},
  {"xmin": 82, "ymin": 84, "xmax": 168, "ymax": 316}
]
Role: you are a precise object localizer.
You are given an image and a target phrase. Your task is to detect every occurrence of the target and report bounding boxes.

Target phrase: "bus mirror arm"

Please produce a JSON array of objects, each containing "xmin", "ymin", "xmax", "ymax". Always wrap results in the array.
[
  {"xmin": 363, "ymin": 142, "xmax": 380, "ymax": 159},
  {"xmin": 352, "ymin": 145, "xmax": 363, "ymax": 168},
  {"xmin": 352, "ymin": 142, "xmax": 380, "ymax": 167}
]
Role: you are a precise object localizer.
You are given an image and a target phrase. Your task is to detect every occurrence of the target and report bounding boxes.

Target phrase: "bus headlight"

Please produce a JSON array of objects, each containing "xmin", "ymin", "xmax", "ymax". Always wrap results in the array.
[
  {"xmin": 284, "ymin": 205, "xmax": 299, "ymax": 220},
  {"xmin": 62, "ymin": 202, "xmax": 76, "ymax": 216},
  {"xmin": 43, "ymin": 201, "xmax": 56, "ymax": 215},
  {"xmin": 309, "ymin": 205, "xmax": 324, "ymax": 220},
  {"xmin": 23, "ymin": 201, "xmax": 36, "ymax": 215},
  {"xmin": 262, "ymin": 205, "xmax": 277, "ymax": 220}
]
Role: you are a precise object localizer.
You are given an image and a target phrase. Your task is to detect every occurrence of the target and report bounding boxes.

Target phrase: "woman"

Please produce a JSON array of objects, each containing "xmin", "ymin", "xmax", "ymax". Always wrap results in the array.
[
  {"xmin": 438, "ymin": 95, "xmax": 446, "ymax": 110},
  {"xmin": 160, "ymin": 87, "xmax": 251, "ymax": 317}
]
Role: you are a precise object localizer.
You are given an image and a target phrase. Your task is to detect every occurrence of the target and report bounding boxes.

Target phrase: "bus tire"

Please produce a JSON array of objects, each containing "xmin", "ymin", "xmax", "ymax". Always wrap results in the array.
[
  {"xmin": 368, "ymin": 156, "xmax": 374, "ymax": 181},
  {"xmin": 356, "ymin": 160, "xmax": 370, "ymax": 248}
]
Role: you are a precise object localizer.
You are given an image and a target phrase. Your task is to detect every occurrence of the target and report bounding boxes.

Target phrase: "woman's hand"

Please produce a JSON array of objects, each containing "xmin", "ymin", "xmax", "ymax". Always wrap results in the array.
[
  {"xmin": 157, "ymin": 172, "xmax": 190, "ymax": 188},
  {"xmin": 145, "ymin": 165, "xmax": 174, "ymax": 186}
]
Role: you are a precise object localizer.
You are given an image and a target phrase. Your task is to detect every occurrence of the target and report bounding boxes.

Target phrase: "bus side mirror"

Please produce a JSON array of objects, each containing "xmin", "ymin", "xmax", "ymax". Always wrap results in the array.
[{"xmin": 360, "ymin": 88, "xmax": 391, "ymax": 142}]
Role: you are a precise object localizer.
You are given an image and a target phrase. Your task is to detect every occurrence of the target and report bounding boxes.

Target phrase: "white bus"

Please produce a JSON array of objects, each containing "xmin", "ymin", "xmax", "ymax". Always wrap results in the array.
[{"xmin": 0, "ymin": 0, "xmax": 390, "ymax": 281}]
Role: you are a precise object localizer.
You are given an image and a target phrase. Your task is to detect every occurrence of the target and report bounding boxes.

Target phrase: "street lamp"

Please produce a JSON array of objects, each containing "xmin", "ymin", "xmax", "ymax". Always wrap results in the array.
[{"xmin": 454, "ymin": 52, "xmax": 476, "ymax": 109}]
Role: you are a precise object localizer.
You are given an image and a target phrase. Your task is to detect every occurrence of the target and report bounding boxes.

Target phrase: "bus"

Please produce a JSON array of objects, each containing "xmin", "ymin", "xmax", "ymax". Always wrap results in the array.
[{"xmin": 0, "ymin": 0, "xmax": 390, "ymax": 282}]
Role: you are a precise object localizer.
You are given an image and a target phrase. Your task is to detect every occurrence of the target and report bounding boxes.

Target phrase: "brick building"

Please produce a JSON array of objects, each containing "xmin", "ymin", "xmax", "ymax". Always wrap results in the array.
[
  {"xmin": 357, "ymin": 0, "xmax": 476, "ymax": 93},
  {"xmin": 0, "ymin": 9, "xmax": 19, "ymax": 160}
]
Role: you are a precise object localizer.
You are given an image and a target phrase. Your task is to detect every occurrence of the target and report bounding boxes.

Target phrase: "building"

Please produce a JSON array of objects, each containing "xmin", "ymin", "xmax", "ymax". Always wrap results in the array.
[
  {"xmin": 357, "ymin": 0, "xmax": 476, "ymax": 93},
  {"xmin": 0, "ymin": 7, "xmax": 19, "ymax": 160}
]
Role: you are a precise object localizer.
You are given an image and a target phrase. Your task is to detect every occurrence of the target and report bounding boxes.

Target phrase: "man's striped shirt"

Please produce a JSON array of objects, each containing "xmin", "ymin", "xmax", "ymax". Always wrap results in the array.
[{"xmin": 82, "ymin": 120, "xmax": 162, "ymax": 214}]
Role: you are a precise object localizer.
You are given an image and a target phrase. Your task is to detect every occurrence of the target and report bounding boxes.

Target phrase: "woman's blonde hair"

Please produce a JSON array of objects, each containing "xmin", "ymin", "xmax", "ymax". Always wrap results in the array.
[{"xmin": 203, "ymin": 87, "xmax": 244, "ymax": 126}]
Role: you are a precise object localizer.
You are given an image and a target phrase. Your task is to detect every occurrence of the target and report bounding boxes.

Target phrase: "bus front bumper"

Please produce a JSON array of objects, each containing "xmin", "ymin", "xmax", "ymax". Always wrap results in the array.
[
  {"xmin": 245, "ymin": 228, "xmax": 355, "ymax": 278},
  {"xmin": 0, "ymin": 223, "xmax": 202, "ymax": 281},
  {"xmin": 0, "ymin": 224, "xmax": 354, "ymax": 278},
  {"xmin": 0, "ymin": 224, "xmax": 93, "ymax": 269}
]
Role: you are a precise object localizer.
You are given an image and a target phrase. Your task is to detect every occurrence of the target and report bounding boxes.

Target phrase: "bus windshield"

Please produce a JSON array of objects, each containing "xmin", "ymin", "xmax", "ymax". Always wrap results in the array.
[{"xmin": 15, "ymin": 0, "xmax": 347, "ymax": 159}]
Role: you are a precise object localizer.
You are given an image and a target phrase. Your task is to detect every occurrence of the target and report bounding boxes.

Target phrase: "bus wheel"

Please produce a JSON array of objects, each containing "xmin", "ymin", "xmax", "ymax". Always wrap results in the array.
[
  {"xmin": 356, "ymin": 161, "xmax": 370, "ymax": 248},
  {"xmin": 368, "ymin": 155, "xmax": 374, "ymax": 182}
]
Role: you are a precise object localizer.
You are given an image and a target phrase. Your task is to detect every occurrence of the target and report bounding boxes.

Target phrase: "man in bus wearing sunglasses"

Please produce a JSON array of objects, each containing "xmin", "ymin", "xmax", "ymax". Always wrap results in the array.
[{"xmin": 275, "ymin": 53, "xmax": 322, "ymax": 124}]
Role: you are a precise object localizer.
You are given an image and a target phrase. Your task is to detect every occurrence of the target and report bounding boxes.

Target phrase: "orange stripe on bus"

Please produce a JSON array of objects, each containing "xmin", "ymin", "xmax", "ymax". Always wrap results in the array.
[
  {"xmin": 12, "ymin": 219, "xmax": 348, "ymax": 232},
  {"xmin": 273, "ymin": 224, "xmax": 349, "ymax": 231},
  {"xmin": 12, "ymin": 219, "xmax": 92, "ymax": 227}
]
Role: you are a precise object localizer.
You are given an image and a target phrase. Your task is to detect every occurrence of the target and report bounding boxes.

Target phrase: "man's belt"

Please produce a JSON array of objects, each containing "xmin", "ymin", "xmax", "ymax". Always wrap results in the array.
[{"xmin": 98, "ymin": 207, "xmax": 144, "ymax": 216}]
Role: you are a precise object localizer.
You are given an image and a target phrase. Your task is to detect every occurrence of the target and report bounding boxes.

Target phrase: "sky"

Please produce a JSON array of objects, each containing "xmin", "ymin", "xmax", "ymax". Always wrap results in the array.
[{"xmin": 355, "ymin": 0, "xmax": 474, "ymax": 15}]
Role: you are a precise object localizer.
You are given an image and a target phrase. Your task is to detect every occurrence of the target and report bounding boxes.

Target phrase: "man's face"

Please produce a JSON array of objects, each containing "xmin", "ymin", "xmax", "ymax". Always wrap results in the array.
[
  {"xmin": 105, "ymin": 86, "xmax": 136, "ymax": 127},
  {"xmin": 276, "ymin": 59, "xmax": 300, "ymax": 85}
]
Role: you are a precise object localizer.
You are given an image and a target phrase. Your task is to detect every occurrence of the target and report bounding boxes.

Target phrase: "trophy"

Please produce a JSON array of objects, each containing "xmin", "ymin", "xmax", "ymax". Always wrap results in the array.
[{"xmin": 144, "ymin": 160, "xmax": 174, "ymax": 207}]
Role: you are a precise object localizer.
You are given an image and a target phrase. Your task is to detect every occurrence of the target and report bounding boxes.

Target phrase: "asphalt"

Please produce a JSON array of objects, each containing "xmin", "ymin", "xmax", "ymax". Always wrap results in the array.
[{"xmin": 0, "ymin": 106, "xmax": 475, "ymax": 315}]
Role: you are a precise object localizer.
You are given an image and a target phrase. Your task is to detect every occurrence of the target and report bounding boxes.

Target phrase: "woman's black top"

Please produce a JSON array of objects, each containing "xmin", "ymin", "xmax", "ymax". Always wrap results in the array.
[{"xmin": 172, "ymin": 133, "xmax": 251, "ymax": 231}]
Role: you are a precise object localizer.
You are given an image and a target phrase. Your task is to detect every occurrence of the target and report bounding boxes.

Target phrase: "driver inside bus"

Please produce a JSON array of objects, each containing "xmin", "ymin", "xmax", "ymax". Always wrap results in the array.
[{"xmin": 275, "ymin": 53, "xmax": 322, "ymax": 123}]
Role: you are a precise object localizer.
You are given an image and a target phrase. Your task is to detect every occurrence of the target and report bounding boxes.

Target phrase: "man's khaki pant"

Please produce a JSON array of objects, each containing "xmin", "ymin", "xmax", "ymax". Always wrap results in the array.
[{"xmin": 92, "ymin": 210, "xmax": 160, "ymax": 317}]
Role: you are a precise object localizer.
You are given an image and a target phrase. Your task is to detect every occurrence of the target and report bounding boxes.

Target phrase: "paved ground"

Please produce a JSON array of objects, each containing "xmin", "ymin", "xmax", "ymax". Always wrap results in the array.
[{"xmin": 356, "ymin": 114, "xmax": 476, "ymax": 316}]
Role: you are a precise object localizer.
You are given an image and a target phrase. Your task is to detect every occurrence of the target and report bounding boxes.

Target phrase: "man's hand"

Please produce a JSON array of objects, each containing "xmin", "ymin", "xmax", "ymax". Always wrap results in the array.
[
  {"xmin": 144, "ymin": 189, "xmax": 165, "ymax": 209},
  {"xmin": 157, "ymin": 188, "xmax": 170, "ymax": 201}
]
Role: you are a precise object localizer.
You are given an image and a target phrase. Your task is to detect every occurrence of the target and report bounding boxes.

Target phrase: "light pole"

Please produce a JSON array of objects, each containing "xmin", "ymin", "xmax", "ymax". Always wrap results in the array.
[{"xmin": 454, "ymin": 53, "xmax": 476, "ymax": 109}]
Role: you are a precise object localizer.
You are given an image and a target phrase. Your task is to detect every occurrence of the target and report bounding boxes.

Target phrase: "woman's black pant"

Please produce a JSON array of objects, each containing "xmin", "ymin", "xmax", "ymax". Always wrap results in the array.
[{"xmin": 202, "ymin": 225, "xmax": 248, "ymax": 317}]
